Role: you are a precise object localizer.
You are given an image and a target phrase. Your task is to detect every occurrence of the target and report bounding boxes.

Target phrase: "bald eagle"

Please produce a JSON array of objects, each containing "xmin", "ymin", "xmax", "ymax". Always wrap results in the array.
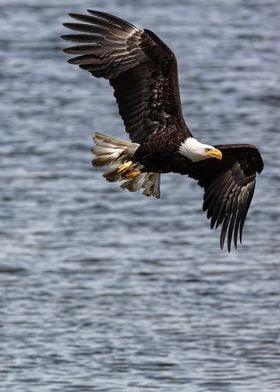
[{"xmin": 62, "ymin": 10, "xmax": 263, "ymax": 251}]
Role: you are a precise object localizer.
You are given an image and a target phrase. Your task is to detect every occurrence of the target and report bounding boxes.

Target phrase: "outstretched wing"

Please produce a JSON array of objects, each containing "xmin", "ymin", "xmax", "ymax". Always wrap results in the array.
[
  {"xmin": 186, "ymin": 145, "xmax": 264, "ymax": 251},
  {"xmin": 62, "ymin": 10, "xmax": 189, "ymax": 144}
]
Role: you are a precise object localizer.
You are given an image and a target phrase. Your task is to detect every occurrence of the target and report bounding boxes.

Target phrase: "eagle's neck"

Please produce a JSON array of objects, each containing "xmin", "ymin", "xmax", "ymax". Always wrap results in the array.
[{"xmin": 179, "ymin": 137, "xmax": 213, "ymax": 162}]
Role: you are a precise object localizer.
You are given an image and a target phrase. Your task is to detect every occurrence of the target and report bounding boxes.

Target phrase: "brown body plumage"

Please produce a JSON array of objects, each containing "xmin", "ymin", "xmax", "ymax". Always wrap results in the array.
[{"xmin": 62, "ymin": 10, "xmax": 263, "ymax": 251}]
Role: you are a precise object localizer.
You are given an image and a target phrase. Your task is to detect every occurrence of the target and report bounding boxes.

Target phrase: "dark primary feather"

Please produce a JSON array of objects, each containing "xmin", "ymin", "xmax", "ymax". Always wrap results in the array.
[
  {"xmin": 62, "ymin": 10, "xmax": 190, "ymax": 144},
  {"xmin": 186, "ymin": 144, "xmax": 264, "ymax": 251}
]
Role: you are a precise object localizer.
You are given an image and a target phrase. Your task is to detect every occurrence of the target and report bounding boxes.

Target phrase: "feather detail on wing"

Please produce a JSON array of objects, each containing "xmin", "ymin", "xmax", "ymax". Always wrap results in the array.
[
  {"xmin": 186, "ymin": 144, "xmax": 264, "ymax": 251},
  {"xmin": 62, "ymin": 10, "xmax": 189, "ymax": 144}
]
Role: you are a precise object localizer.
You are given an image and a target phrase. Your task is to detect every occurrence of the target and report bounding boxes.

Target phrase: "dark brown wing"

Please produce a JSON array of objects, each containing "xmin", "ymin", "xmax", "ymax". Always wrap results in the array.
[
  {"xmin": 62, "ymin": 10, "xmax": 190, "ymax": 144},
  {"xmin": 186, "ymin": 144, "xmax": 264, "ymax": 251}
]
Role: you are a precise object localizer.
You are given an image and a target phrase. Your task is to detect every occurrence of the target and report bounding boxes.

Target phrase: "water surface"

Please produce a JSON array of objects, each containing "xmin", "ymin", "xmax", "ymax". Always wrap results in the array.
[{"xmin": 0, "ymin": 1, "xmax": 280, "ymax": 391}]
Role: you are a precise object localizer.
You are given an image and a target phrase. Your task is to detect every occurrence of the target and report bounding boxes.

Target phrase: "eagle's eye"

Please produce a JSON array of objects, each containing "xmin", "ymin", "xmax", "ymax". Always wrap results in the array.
[{"xmin": 205, "ymin": 148, "xmax": 211, "ymax": 152}]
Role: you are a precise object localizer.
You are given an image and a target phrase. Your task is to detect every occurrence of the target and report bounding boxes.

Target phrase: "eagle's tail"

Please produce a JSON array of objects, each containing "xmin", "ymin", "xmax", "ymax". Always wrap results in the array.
[{"xmin": 91, "ymin": 132, "xmax": 160, "ymax": 198}]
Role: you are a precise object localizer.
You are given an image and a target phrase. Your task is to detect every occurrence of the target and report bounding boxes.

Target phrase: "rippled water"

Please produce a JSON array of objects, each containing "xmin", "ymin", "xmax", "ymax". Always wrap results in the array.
[{"xmin": 1, "ymin": 0, "xmax": 280, "ymax": 391}]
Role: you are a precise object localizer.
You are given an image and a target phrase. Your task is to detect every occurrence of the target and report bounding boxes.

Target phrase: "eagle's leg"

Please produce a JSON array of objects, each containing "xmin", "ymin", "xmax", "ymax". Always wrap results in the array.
[
  {"xmin": 116, "ymin": 161, "xmax": 140, "ymax": 178},
  {"xmin": 91, "ymin": 132, "xmax": 160, "ymax": 198}
]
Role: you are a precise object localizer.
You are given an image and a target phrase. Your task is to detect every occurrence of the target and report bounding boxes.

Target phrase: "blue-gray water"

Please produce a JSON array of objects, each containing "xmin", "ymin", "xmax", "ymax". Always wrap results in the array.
[{"xmin": 1, "ymin": 1, "xmax": 280, "ymax": 391}]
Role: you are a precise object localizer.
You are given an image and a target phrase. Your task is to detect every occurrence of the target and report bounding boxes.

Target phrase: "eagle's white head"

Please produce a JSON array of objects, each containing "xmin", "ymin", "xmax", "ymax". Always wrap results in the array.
[{"xmin": 179, "ymin": 137, "xmax": 223, "ymax": 162}]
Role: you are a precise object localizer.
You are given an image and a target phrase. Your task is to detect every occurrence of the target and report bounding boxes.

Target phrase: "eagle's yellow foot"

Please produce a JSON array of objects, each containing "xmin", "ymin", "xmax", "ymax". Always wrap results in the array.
[
  {"xmin": 123, "ymin": 169, "xmax": 141, "ymax": 179},
  {"xmin": 117, "ymin": 161, "xmax": 141, "ymax": 179},
  {"xmin": 117, "ymin": 161, "xmax": 133, "ymax": 174}
]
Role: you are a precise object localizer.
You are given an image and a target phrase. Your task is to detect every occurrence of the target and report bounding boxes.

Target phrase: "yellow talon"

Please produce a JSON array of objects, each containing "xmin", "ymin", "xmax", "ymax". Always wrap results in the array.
[
  {"xmin": 117, "ymin": 161, "xmax": 133, "ymax": 174},
  {"xmin": 123, "ymin": 170, "xmax": 141, "ymax": 179}
]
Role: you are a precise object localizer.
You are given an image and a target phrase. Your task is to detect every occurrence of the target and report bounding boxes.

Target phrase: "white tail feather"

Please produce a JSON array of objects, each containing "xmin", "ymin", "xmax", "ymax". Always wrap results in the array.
[{"xmin": 92, "ymin": 132, "xmax": 161, "ymax": 198}]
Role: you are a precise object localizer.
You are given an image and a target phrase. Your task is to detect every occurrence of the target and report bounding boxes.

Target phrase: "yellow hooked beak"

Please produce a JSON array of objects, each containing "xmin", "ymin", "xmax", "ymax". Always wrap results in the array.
[{"xmin": 206, "ymin": 148, "xmax": 223, "ymax": 160}]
